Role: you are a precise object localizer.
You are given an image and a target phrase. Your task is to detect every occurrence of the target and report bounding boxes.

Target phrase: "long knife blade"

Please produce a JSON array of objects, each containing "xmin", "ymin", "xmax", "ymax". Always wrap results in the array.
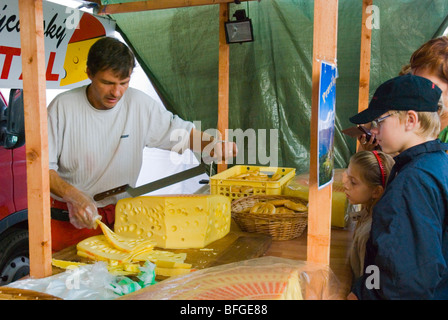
[{"xmin": 93, "ymin": 162, "xmax": 207, "ymax": 201}]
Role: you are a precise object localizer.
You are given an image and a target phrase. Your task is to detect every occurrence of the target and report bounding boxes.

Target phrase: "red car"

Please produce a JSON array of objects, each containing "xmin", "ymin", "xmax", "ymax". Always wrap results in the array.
[{"xmin": 0, "ymin": 89, "xmax": 29, "ymax": 285}]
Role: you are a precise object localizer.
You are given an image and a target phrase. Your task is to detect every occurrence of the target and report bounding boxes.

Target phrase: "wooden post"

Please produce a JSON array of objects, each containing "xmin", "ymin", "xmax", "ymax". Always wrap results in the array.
[
  {"xmin": 358, "ymin": 0, "xmax": 372, "ymax": 114},
  {"xmin": 356, "ymin": 0, "xmax": 372, "ymax": 151},
  {"xmin": 307, "ymin": 0, "xmax": 338, "ymax": 266},
  {"xmin": 217, "ymin": 3, "xmax": 229, "ymax": 173},
  {"xmin": 18, "ymin": 0, "xmax": 52, "ymax": 279}
]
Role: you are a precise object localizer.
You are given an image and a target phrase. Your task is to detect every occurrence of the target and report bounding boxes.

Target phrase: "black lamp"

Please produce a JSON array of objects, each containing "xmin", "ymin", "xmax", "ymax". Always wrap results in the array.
[{"xmin": 225, "ymin": 9, "xmax": 254, "ymax": 44}]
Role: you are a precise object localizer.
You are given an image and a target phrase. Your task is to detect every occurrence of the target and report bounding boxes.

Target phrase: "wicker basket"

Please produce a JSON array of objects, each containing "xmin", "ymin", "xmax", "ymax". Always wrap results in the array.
[{"xmin": 231, "ymin": 195, "xmax": 308, "ymax": 241}]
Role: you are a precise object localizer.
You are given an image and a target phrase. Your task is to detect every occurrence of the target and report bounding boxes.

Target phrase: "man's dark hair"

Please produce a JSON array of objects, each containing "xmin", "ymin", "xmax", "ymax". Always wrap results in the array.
[{"xmin": 87, "ymin": 37, "xmax": 135, "ymax": 79}]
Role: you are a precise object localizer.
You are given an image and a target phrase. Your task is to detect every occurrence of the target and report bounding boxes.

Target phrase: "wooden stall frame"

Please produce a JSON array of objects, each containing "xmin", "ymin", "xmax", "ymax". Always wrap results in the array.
[
  {"xmin": 217, "ymin": 3, "xmax": 230, "ymax": 173},
  {"xmin": 357, "ymin": 0, "xmax": 373, "ymax": 151},
  {"xmin": 92, "ymin": 0, "xmax": 255, "ymax": 173},
  {"xmin": 18, "ymin": 0, "xmax": 52, "ymax": 279},
  {"xmin": 22, "ymin": 0, "xmax": 342, "ymax": 281},
  {"xmin": 92, "ymin": 0, "xmax": 255, "ymax": 14},
  {"xmin": 307, "ymin": 0, "xmax": 339, "ymax": 266}
]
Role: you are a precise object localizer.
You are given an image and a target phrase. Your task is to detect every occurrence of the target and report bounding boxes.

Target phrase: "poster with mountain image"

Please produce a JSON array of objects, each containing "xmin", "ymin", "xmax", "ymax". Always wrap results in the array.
[{"xmin": 317, "ymin": 61, "xmax": 337, "ymax": 189}]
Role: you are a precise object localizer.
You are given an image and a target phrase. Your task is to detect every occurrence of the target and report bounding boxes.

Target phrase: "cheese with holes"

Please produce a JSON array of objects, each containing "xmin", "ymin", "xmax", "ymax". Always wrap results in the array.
[
  {"xmin": 96, "ymin": 219, "xmax": 156, "ymax": 253},
  {"xmin": 114, "ymin": 195, "xmax": 231, "ymax": 249},
  {"xmin": 77, "ymin": 235, "xmax": 132, "ymax": 263},
  {"xmin": 77, "ymin": 235, "xmax": 188, "ymax": 266}
]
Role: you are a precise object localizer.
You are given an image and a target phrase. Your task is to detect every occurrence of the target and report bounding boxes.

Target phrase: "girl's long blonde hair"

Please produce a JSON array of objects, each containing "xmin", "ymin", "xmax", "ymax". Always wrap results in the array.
[{"xmin": 349, "ymin": 150, "xmax": 395, "ymax": 212}]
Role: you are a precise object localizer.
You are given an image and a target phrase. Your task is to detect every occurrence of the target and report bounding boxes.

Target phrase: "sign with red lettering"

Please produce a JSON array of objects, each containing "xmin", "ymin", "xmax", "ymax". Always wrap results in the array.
[{"xmin": 0, "ymin": 1, "xmax": 115, "ymax": 89}]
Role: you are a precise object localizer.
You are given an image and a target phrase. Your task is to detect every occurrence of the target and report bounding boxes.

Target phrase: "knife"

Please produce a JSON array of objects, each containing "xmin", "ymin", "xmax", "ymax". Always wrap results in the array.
[{"xmin": 93, "ymin": 161, "xmax": 208, "ymax": 201}]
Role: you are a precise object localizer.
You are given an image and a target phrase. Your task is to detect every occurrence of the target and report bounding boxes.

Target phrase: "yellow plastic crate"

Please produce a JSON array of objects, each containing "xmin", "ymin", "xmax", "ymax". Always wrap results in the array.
[{"xmin": 210, "ymin": 165, "xmax": 296, "ymax": 200}]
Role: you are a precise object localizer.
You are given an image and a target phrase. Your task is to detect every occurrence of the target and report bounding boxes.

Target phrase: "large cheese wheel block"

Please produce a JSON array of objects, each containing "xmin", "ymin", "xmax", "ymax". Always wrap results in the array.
[{"xmin": 114, "ymin": 195, "xmax": 231, "ymax": 249}]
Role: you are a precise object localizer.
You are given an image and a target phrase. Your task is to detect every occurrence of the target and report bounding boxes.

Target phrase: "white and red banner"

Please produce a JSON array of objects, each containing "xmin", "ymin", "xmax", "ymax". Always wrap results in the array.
[{"xmin": 0, "ymin": 1, "xmax": 115, "ymax": 89}]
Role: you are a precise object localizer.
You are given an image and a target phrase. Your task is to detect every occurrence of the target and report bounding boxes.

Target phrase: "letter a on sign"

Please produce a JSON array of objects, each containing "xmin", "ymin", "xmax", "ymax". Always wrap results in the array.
[
  {"xmin": 365, "ymin": 265, "xmax": 380, "ymax": 289},
  {"xmin": 366, "ymin": 5, "xmax": 380, "ymax": 30}
]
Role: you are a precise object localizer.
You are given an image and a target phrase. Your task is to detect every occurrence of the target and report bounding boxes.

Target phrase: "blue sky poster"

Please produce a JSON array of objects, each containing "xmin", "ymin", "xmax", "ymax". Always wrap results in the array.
[{"xmin": 317, "ymin": 61, "xmax": 337, "ymax": 189}]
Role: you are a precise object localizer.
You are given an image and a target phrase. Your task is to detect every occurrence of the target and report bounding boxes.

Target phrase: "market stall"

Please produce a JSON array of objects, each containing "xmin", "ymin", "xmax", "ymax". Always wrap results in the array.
[{"xmin": 11, "ymin": 0, "xmax": 355, "ymax": 300}]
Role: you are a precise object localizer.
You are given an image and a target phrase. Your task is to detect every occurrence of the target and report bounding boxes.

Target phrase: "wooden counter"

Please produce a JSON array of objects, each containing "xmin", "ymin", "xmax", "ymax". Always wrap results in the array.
[
  {"xmin": 51, "ymin": 220, "xmax": 354, "ymax": 300},
  {"xmin": 265, "ymin": 225, "xmax": 354, "ymax": 299}
]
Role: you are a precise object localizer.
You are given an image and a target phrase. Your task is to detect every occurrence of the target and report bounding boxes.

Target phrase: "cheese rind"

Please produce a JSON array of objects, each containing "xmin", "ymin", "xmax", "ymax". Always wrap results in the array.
[{"xmin": 114, "ymin": 195, "xmax": 231, "ymax": 249}]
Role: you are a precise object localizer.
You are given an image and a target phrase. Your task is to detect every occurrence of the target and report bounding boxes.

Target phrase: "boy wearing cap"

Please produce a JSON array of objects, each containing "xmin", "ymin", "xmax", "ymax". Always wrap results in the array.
[{"xmin": 348, "ymin": 74, "xmax": 448, "ymax": 299}]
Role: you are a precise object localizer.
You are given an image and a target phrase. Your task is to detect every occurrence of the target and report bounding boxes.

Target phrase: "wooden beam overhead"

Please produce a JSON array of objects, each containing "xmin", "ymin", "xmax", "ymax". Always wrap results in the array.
[{"xmin": 96, "ymin": 0, "xmax": 256, "ymax": 15}]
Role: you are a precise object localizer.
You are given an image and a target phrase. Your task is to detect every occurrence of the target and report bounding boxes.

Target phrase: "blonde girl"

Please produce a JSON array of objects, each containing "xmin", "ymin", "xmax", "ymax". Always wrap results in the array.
[{"xmin": 343, "ymin": 150, "xmax": 394, "ymax": 280}]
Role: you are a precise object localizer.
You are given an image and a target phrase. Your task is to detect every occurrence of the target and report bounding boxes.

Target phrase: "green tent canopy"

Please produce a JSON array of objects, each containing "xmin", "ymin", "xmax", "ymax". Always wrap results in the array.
[{"xmin": 100, "ymin": 0, "xmax": 448, "ymax": 172}]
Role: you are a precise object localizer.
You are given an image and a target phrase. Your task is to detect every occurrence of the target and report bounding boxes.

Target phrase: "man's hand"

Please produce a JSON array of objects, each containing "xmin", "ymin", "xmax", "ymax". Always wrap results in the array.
[
  {"xmin": 64, "ymin": 190, "xmax": 101, "ymax": 229},
  {"xmin": 189, "ymin": 128, "xmax": 238, "ymax": 163},
  {"xmin": 210, "ymin": 140, "xmax": 238, "ymax": 162},
  {"xmin": 50, "ymin": 169, "xmax": 101, "ymax": 229}
]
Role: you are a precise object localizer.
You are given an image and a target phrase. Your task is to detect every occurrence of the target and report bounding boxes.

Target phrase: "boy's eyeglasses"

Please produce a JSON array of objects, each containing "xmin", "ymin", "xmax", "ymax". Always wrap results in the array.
[{"xmin": 371, "ymin": 111, "xmax": 398, "ymax": 129}]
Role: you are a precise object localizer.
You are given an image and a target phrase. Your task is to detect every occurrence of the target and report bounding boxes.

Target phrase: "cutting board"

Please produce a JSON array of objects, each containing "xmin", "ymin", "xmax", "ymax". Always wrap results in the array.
[
  {"xmin": 52, "ymin": 220, "xmax": 272, "ymax": 272},
  {"xmin": 0, "ymin": 287, "xmax": 61, "ymax": 300}
]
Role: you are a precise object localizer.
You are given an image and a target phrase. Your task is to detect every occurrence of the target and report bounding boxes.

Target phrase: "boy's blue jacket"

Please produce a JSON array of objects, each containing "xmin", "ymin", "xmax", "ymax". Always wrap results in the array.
[{"xmin": 352, "ymin": 139, "xmax": 448, "ymax": 299}]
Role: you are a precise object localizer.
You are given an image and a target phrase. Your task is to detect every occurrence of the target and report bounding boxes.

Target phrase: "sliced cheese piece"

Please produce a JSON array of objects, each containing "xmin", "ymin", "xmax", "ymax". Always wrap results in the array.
[
  {"xmin": 51, "ymin": 259, "xmax": 87, "ymax": 270},
  {"xmin": 132, "ymin": 250, "xmax": 187, "ymax": 264},
  {"xmin": 107, "ymin": 269, "xmax": 138, "ymax": 276},
  {"xmin": 76, "ymin": 235, "xmax": 132, "ymax": 263},
  {"xmin": 114, "ymin": 195, "xmax": 231, "ymax": 249},
  {"xmin": 123, "ymin": 263, "xmax": 141, "ymax": 273},
  {"xmin": 107, "ymin": 263, "xmax": 141, "ymax": 276},
  {"xmin": 155, "ymin": 267, "xmax": 192, "ymax": 277},
  {"xmin": 155, "ymin": 260, "xmax": 192, "ymax": 269},
  {"xmin": 96, "ymin": 219, "xmax": 156, "ymax": 253}
]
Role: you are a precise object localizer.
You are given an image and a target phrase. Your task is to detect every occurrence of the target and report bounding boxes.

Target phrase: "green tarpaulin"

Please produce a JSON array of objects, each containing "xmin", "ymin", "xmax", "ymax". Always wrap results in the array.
[{"xmin": 99, "ymin": 0, "xmax": 448, "ymax": 172}]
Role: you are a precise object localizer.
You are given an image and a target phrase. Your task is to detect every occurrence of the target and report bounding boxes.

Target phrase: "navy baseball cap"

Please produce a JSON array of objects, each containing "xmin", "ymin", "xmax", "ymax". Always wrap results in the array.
[{"xmin": 349, "ymin": 74, "xmax": 442, "ymax": 124}]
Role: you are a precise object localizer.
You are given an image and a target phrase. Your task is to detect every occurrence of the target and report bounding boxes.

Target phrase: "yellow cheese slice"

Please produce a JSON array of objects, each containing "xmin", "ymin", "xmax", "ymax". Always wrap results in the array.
[
  {"xmin": 51, "ymin": 259, "xmax": 87, "ymax": 270},
  {"xmin": 155, "ymin": 260, "xmax": 192, "ymax": 269},
  {"xmin": 114, "ymin": 195, "xmax": 231, "ymax": 249},
  {"xmin": 132, "ymin": 249, "xmax": 187, "ymax": 264},
  {"xmin": 107, "ymin": 263, "xmax": 141, "ymax": 276},
  {"xmin": 155, "ymin": 267, "xmax": 192, "ymax": 277},
  {"xmin": 96, "ymin": 219, "xmax": 156, "ymax": 253},
  {"xmin": 123, "ymin": 263, "xmax": 141, "ymax": 273},
  {"xmin": 76, "ymin": 235, "xmax": 132, "ymax": 263},
  {"xmin": 77, "ymin": 234, "xmax": 188, "ymax": 271}
]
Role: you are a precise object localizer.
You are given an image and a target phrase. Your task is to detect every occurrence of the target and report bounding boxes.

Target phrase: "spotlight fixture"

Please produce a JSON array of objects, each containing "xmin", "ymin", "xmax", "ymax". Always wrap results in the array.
[{"xmin": 225, "ymin": 9, "xmax": 254, "ymax": 44}]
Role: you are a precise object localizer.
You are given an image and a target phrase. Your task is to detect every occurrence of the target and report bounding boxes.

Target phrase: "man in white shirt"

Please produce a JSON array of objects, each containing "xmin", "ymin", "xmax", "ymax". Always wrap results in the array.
[{"xmin": 48, "ymin": 36, "xmax": 236, "ymax": 251}]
